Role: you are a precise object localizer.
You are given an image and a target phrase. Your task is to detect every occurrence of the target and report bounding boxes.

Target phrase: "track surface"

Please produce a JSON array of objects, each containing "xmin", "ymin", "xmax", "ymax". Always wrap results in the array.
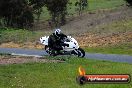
[{"xmin": 0, "ymin": 48, "xmax": 132, "ymax": 63}]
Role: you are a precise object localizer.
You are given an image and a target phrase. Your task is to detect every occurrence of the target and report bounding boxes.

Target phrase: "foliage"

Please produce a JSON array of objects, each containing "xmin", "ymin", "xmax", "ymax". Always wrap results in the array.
[
  {"xmin": 75, "ymin": 0, "xmax": 88, "ymax": 15},
  {"xmin": 0, "ymin": 0, "xmax": 126, "ymax": 29},
  {"xmin": 125, "ymin": 0, "xmax": 132, "ymax": 6},
  {"xmin": 0, "ymin": 0, "xmax": 69, "ymax": 29},
  {"xmin": 45, "ymin": 0, "xmax": 69, "ymax": 27},
  {"xmin": 0, "ymin": 0, "xmax": 34, "ymax": 28}
]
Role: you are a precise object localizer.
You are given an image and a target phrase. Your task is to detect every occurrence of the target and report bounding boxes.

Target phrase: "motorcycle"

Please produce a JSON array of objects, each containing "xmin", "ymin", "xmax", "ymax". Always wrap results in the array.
[{"xmin": 40, "ymin": 36, "xmax": 85, "ymax": 57}]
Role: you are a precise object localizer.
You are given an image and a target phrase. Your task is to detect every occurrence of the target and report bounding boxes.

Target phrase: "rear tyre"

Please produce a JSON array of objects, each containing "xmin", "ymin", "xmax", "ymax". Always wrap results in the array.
[
  {"xmin": 45, "ymin": 46, "xmax": 58, "ymax": 56},
  {"xmin": 45, "ymin": 45, "xmax": 50, "ymax": 54},
  {"xmin": 77, "ymin": 48, "xmax": 85, "ymax": 57}
]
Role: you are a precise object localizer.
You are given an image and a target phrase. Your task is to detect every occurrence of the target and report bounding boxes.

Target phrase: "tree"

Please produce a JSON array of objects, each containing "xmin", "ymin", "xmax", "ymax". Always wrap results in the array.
[
  {"xmin": 29, "ymin": 0, "xmax": 45, "ymax": 22},
  {"xmin": 0, "ymin": 0, "xmax": 69, "ymax": 29},
  {"xmin": 0, "ymin": 0, "xmax": 46, "ymax": 28},
  {"xmin": 75, "ymin": 0, "xmax": 88, "ymax": 15},
  {"xmin": 0, "ymin": 0, "xmax": 34, "ymax": 28},
  {"xmin": 125, "ymin": 0, "xmax": 132, "ymax": 6},
  {"xmin": 45, "ymin": 0, "xmax": 69, "ymax": 28}
]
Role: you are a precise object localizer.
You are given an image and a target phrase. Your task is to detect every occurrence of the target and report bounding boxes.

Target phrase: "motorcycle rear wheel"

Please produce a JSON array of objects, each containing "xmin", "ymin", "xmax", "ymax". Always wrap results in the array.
[
  {"xmin": 45, "ymin": 45, "xmax": 50, "ymax": 54},
  {"xmin": 45, "ymin": 45, "xmax": 60, "ymax": 56}
]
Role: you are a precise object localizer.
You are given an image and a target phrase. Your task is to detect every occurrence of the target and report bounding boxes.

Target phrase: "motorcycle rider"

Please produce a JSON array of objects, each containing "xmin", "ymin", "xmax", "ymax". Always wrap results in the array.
[{"xmin": 48, "ymin": 29, "xmax": 68, "ymax": 55}]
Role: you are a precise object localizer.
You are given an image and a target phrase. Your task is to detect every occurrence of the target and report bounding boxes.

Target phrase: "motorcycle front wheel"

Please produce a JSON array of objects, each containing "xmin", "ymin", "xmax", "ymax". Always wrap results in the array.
[
  {"xmin": 71, "ymin": 48, "xmax": 85, "ymax": 57},
  {"xmin": 77, "ymin": 48, "xmax": 85, "ymax": 57}
]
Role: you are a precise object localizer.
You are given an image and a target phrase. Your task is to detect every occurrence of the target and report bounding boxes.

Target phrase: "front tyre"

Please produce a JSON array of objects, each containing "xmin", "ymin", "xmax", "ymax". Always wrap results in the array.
[{"xmin": 77, "ymin": 48, "xmax": 85, "ymax": 57}]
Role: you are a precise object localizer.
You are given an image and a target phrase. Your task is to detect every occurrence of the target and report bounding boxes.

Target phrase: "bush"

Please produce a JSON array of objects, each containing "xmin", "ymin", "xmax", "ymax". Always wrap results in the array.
[{"xmin": 125, "ymin": 0, "xmax": 132, "ymax": 6}]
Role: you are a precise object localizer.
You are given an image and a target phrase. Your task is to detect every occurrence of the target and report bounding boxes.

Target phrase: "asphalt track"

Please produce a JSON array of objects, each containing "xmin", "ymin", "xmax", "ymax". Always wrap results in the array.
[{"xmin": 0, "ymin": 48, "xmax": 132, "ymax": 63}]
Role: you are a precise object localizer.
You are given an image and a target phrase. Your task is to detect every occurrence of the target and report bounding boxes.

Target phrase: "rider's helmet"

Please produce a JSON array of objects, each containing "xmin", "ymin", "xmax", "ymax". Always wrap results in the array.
[{"xmin": 54, "ymin": 29, "xmax": 61, "ymax": 37}]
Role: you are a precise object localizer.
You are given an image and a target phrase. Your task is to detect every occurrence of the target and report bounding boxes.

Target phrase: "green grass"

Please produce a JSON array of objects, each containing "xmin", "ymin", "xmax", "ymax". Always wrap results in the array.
[
  {"xmin": 85, "ymin": 42, "xmax": 132, "ymax": 55},
  {"xmin": 0, "ymin": 0, "xmax": 127, "ymax": 43},
  {"xmin": 1, "ymin": 18, "xmax": 131, "ymax": 44},
  {"xmin": 84, "ymin": 19, "xmax": 132, "ymax": 55},
  {"xmin": 0, "ymin": 28, "xmax": 44, "ymax": 43},
  {"xmin": 39, "ymin": 0, "xmax": 125, "ymax": 20},
  {"xmin": 87, "ymin": 0, "xmax": 125, "ymax": 11},
  {"xmin": 88, "ymin": 19, "xmax": 132, "ymax": 34},
  {"xmin": 0, "ymin": 56, "xmax": 132, "ymax": 88}
]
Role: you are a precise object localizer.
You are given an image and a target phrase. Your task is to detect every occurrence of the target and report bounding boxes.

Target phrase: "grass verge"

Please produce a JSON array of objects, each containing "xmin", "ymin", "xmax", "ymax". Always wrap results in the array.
[
  {"xmin": 0, "ymin": 28, "xmax": 44, "ymax": 43},
  {"xmin": 88, "ymin": 19, "xmax": 132, "ymax": 34},
  {"xmin": 82, "ymin": 19, "xmax": 132, "ymax": 55},
  {"xmin": 84, "ymin": 42, "xmax": 132, "ymax": 55},
  {"xmin": 0, "ymin": 56, "xmax": 132, "ymax": 88}
]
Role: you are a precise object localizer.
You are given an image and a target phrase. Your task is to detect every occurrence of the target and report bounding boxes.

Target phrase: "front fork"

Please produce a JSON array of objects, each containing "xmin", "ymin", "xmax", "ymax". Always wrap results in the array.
[{"xmin": 71, "ymin": 49, "xmax": 79, "ymax": 55}]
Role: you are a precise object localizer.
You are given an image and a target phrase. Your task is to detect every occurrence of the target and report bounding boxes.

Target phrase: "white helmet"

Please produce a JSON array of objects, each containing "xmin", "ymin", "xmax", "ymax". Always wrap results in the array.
[{"xmin": 54, "ymin": 29, "xmax": 61, "ymax": 36}]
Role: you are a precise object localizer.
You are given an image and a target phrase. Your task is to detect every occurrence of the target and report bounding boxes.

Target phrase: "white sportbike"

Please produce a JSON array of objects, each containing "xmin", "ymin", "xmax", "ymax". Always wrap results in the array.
[{"xmin": 40, "ymin": 36, "xmax": 85, "ymax": 57}]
